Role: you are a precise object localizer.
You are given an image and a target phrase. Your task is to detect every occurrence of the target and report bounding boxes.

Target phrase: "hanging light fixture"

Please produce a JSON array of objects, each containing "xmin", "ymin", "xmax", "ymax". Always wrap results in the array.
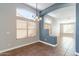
[{"xmin": 34, "ymin": 3, "xmax": 42, "ymax": 22}]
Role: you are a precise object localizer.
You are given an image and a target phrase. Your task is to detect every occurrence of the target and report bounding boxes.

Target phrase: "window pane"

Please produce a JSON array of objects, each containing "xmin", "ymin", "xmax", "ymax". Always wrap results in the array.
[
  {"xmin": 16, "ymin": 17, "xmax": 37, "ymax": 39},
  {"xmin": 44, "ymin": 23, "xmax": 51, "ymax": 35},
  {"xmin": 28, "ymin": 29, "xmax": 36, "ymax": 37},
  {"xmin": 63, "ymin": 24, "xmax": 74, "ymax": 33},
  {"xmin": 16, "ymin": 8, "xmax": 35, "ymax": 20},
  {"xmin": 44, "ymin": 23, "xmax": 49, "ymax": 29},
  {"xmin": 28, "ymin": 21, "xmax": 36, "ymax": 29},
  {"xmin": 27, "ymin": 21, "xmax": 36, "ymax": 37},
  {"xmin": 17, "ymin": 30, "xmax": 27, "ymax": 39},
  {"xmin": 17, "ymin": 19, "xmax": 27, "ymax": 29},
  {"xmin": 16, "ymin": 19, "xmax": 27, "ymax": 39}
]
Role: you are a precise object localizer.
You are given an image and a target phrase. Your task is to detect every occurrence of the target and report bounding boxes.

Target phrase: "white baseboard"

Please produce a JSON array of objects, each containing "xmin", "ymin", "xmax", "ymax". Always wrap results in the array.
[
  {"xmin": 0, "ymin": 40, "xmax": 57, "ymax": 53},
  {"xmin": 40, "ymin": 40, "xmax": 57, "ymax": 47},
  {"xmin": 0, "ymin": 41, "xmax": 39, "ymax": 53},
  {"xmin": 75, "ymin": 51, "xmax": 79, "ymax": 56}
]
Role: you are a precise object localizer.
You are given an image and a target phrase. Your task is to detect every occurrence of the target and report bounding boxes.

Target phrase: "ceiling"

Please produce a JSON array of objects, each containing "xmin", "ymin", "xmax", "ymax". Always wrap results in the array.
[
  {"xmin": 48, "ymin": 5, "xmax": 76, "ymax": 19},
  {"xmin": 24, "ymin": 3, "xmax": 75, "ymax": 20},
  {"xmin": 25, "ymin": 3, "xmax": 54, "ymax": 11}
]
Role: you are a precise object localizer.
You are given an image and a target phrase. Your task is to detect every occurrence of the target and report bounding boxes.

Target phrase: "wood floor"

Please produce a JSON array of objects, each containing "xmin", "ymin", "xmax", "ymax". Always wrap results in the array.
[{"xmin": 0, "ymin": 37, "xmax": 75, "ymax": 56}]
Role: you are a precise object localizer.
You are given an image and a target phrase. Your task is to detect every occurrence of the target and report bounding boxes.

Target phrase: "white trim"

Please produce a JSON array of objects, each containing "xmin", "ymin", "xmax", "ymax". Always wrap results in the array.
[
  {"xmin": 75, "ymin": 51, "xmax": 79, "ymax": 56},
  {"xmin": 40, "ymin": 41, "xmax": 57, "ymax": 47},
  {"xmin": 0, "ymin": 41, "xmax": 38, "ymax": 53},
  {"xmin": 0, "ymin": 40, "xmax": 57, "ymax": 53}
]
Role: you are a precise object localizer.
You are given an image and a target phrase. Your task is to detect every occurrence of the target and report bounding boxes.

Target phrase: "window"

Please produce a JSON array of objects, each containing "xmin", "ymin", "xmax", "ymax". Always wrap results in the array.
[
  {"xmin": 62, "ymin": 24, "xmax": 74, "ymax": 33},
  {"xmin": 44, "ymin": 23, "xmax": 52, "ymax": 35},
  {"xmin": 16, "ymin": 8, "xmax": 35, "ymax": 19},
  {"xmin": 16, "ymin": 19, "xmax": 27, "ymax": 39},
  {"xmin": 16, "ymin": 8, "xmax": 37, "ymax": 39},
  {"xmin": 16, "ymin": 19, "xmax": 36, "ymax": 39},
  {"xmin": 44, "ymin": 19, "xmax": 52, "ymax": 35},
  {"xmin": 28, "ymin": 21, "xmax": 36, "ymax": 37}
]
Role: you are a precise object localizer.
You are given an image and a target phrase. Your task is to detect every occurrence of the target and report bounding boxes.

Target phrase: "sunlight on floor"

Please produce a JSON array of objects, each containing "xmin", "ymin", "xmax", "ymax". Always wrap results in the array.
[
  {"xmin": 62, "ymin": 37, "xmax": 74, "ymax": 49},
  {"xmin": 61, "ymin": 36, "xmax": 75, "ymax": 55}
]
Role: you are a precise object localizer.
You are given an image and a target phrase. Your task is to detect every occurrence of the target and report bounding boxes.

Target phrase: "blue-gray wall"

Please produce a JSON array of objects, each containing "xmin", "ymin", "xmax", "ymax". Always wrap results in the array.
[
  {"xmin": 39, "ymin": 16, "xmax": 44, "ymax": 41},
  {"xmin": 39, "ymin": 3, "xmax": 75, "ymax": 45},
  {"xmin": 39, "ymin": 16, "xmax": 57, "ymax": 45},
  {"xmin": 76, "ymin": 3, "xmax": 79, "ymax": 53}
]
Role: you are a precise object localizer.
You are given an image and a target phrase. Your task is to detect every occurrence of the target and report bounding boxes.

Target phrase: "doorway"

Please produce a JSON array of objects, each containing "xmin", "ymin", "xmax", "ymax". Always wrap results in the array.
[{"xmin": 60, "ymin": 23, "xmax": 75, "ymax": 55}]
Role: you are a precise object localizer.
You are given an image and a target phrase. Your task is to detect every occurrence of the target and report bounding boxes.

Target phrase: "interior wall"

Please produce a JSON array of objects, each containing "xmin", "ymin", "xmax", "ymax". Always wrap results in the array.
[
  {"xmin": 44, "ymin": 15, "xmax": 75, "ymax": 37},
  {"xmin": 0, "ymin": 3, "xmax": 39, "ymax": 52},
  {"xmin": 39, "ymin": 15, "xmax": 57, "ymax": 45},
  {"xmin": 44, "ymin": 15, "xmax": 57, "ymax": 36},
  {"xmin": 76, "ymin": 3, "xmax": 79, "ymax": 54},
  {"xmin": 54, "ymin": 18, "xmax": 75, "ymax": 37}
]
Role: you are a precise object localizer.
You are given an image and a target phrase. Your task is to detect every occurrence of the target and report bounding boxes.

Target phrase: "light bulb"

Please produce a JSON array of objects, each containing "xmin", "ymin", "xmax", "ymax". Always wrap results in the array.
[
  {"xmin": 35, "ymin": 16, "xmax": 38, "ymax": 19},
  {"xmin": 39, "ymin": 17, "xmax": 42, "ymax": 20}
]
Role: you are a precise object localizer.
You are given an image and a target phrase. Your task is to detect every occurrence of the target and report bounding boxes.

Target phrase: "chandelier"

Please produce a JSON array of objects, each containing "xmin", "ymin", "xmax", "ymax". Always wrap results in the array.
[{"xmin": 34, "ymin": 3, "xmax": 42, "ymax": 22}]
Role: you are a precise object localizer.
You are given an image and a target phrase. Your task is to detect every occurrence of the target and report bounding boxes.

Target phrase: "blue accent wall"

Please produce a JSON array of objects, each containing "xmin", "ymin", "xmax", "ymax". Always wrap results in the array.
[
  {"xmin": 76, "ymin": 3, "xmax": 79, "ymax": 53},
  {"xmin": 39, "ymin": 3, "xmax": 74, "ymax": 45},
  {"xmin": 39, "ymin": 17, "xmax": 44, "ymax": 41},
  {"xmin": 39, "ymin": 16, "xmax": 57, "ymax": 45}
]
